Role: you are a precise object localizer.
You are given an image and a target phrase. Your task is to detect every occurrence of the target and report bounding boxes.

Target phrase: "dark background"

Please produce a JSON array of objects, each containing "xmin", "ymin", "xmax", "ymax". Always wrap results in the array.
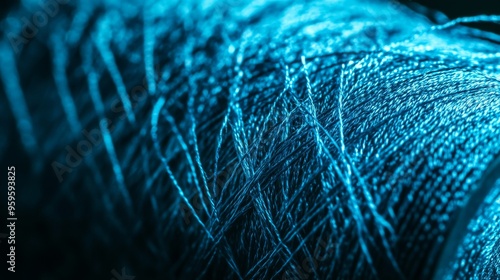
[
  {"xmin": 1, "ymin": 0, "xmax": 500, "ymax": 32},
  {"xmin": 403, "ymin": 0, "xmax": 500, "ymax": 34},
  {"xmin": 410, "ymin": 0, "xmax": 500, "ymax": 19}
]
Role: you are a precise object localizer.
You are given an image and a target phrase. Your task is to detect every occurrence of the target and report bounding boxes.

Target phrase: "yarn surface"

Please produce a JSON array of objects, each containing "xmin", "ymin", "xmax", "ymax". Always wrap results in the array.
[{"xmin": 1, "ymin": 0, "xmax": 500, "ymax": 279}]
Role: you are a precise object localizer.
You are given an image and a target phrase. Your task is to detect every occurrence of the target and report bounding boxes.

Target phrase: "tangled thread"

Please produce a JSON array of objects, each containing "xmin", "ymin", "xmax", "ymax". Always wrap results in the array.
[{"xmin": 1, "ymin": 0, "xmax": 500, "ymax": 279}]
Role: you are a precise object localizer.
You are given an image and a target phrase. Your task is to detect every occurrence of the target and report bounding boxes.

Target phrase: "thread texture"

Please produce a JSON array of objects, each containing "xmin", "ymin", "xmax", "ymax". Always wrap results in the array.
[{"xmin": 1, "ymin": 0, "xmax": 500, "ymax": 279}]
